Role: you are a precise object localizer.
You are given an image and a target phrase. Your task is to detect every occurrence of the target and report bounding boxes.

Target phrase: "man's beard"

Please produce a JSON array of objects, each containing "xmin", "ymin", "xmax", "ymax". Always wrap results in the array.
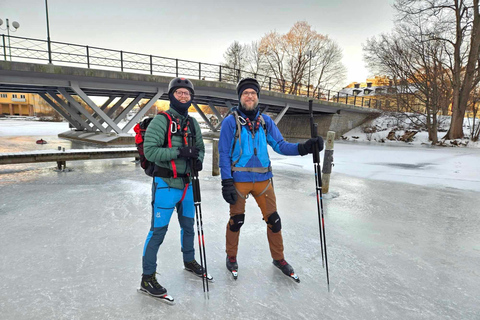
[{"xmin": 242, "ymin": 100, "xmax": 258, "ymax": 111}]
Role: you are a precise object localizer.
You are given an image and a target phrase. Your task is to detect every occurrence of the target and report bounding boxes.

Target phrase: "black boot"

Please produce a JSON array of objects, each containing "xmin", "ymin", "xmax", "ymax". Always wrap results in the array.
[
  {"xmin": 226, "ymin": 255, "xmax": 238, "ymax": 272},
  {"xmin": 140, "ymin": 273, "xmax": 167, "ymax": 297},
  {"xmin": 272, "ymin": 259, "xmax": 295, "ymax": 276},
  {"xmin": 184, "ymin": 260, "xmax": 214, "ymax": 281},
  {"xmin": 226, "ymin": 255, "xmax": 238, "ymax": 280}
]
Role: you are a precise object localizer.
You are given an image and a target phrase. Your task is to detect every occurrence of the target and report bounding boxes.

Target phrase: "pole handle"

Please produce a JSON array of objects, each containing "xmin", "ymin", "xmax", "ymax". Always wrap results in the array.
[{"xmin": 309, "ymin": 100, "xmax": 320, "ymax": 164}]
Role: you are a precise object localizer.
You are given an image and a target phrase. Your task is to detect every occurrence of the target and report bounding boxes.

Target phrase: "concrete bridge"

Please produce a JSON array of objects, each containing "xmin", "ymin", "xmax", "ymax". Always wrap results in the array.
[{"xmin": 0, "ymin": 61, "xmax": 380, "ymax": 144}]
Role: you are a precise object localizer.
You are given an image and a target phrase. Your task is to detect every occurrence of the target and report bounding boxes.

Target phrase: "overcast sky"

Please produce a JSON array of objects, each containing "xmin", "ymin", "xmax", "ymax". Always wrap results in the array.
[{"xmin": 1, "ymin": 0, "xmax": 395, "ymax": 86}]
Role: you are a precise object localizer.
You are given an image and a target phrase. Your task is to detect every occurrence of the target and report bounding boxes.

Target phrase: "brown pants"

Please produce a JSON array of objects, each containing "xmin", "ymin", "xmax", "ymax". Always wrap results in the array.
[{"xmin": 225, "ymin": 179, "xmax": 284, "ymax": 260}]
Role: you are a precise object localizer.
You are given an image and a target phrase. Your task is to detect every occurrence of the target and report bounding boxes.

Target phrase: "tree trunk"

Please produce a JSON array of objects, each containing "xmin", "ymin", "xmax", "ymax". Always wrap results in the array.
[
  {"xmin": 445, "ymin": 0, "xmax": 480, "ymax": 139},
  {"xmin": 446, "ymin": 108, "xmax": 466, "ymax": 139}
]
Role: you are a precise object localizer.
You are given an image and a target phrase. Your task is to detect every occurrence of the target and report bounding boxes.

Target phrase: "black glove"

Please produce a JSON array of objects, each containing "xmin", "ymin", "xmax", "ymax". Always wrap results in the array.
[
  {"xmin": 298, "ymin": 136, "xmax": 324, "ymax": 156},
  {"xmin": 178, "ymin": 146, "xmax": 200, "ymax": 159},
  {"xmin": 221, "ymin": 178, "xmax": 237, "ymax": 205},
  {"xmin": 195, "ymin": 159, "xmax": 203, "ymax": 172}
]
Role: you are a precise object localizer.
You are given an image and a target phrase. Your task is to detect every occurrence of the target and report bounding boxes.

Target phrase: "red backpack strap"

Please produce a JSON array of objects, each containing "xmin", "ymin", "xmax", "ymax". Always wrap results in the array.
[{"xmin": 133, "ymin": 123, "xmax": 143, "ymax": 144}]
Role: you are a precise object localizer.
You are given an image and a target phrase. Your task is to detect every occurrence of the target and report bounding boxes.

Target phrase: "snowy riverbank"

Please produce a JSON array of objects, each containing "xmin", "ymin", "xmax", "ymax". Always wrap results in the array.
[{"xmin": 1, "ymin": 118, "xmax": 479, "ymax": 192}]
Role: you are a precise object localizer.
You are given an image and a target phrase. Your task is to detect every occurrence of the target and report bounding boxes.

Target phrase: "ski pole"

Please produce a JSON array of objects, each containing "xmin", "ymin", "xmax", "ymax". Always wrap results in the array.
[
  {"xmin": 188, "ymin": 135, "xmax": 209, "ymax": 295},
  {"xmin": 309, "ymin": 100, "xmax": 330, "ymax": 290}
]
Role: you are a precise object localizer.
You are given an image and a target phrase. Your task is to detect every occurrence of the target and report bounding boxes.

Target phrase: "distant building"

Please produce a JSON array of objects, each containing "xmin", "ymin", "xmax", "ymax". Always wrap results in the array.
[
  {"xmin": 336, "ymin": 76, "xmax": 422, "ymax": 112},
  {"xmin": 340, "ymin": 76, "xmax": 400, "ymax": 98},
  {"xmin": 0, "ymin": 92, "xmax": 52, "ymax": 116}
]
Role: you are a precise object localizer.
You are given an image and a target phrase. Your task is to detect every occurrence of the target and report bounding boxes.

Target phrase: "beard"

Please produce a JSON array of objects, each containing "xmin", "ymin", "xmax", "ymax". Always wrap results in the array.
[{"xmin": 241, "ymin": 99, "xmax": 258, "ymax": 111}]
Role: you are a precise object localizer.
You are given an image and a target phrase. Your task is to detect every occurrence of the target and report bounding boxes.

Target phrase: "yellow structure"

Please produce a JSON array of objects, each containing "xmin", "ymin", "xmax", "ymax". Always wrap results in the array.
[
  {"xmin": 0, "ymin": 93, "xmax": 54, "ymax": 116},
  {"xmin": 1, "ymin": 92, "xmax": 38, "ymax": 116},
  {"xmin": 345, "ymin": 75, "xmax": 392, "ymax": 89}
]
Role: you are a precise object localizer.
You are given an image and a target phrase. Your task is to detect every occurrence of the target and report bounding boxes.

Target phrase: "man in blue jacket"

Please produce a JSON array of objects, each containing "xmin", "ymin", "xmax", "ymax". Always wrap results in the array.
[{"xmin": 218, "ymin": 78, "xmax": 323, "ymax": 281}]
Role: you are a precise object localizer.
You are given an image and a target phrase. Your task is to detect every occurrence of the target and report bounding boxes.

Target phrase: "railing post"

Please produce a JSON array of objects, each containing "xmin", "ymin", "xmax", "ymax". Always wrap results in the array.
[
  {"xmin": 362, "ymin": 97, "xmax": 365, "ymax": 106},
  {"xmin": 327, "ymin": 90, "xmax": 330, "ymax": 101},
  {"xmin": 345, "ymin": 94, "xmax": 348, "ymax": 104},
  {"xmin": 219, "ymin": 65, "xmax": 222, "ymax": 81},
  {"xmin": 269, "ymin": 77, "xmax": 272, "ymax": 91},
  {"xmin": 176, "ymin": 59, "xmax": 179, "ymax": 77},
  {"xmin": 86, "ymin": 46, "xmax": 90, "ymax": 68},
  {"xmin": 150, "ymin": 55, "xmax": 153, "ymax": 75},
  {"xmin": 120, "ymin": 51, "xmax": 124, "ymax": 72},
  {"xmin": 199, "ymin": 62, "xmax": 202, "ymax": 80},
  {"xmin": 337, "ymin": 93, "xmax": 340, "ymax": 102},
  {"xmin": 2, "ymin": 35, "xmax": 7, "ymax": 60},
  {"xmin": 47, "ymin": 38, "xmax": 52, "ymax": 64},
  {"xmin": 353, "ymin": 95, "xmax": 357, "ymax": 106}
]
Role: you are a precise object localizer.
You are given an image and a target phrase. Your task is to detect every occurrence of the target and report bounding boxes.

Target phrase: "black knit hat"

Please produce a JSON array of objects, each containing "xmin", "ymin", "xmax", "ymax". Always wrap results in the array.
[{"xmin": 236, "ymin": 78, "xmax": 260, "ymax": 100}]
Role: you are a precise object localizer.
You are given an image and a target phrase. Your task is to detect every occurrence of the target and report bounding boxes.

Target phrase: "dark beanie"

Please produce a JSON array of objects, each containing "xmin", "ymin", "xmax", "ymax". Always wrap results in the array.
[{"xmin": 237, "ymin": 83, "xmax": 260, "ymax": 102}]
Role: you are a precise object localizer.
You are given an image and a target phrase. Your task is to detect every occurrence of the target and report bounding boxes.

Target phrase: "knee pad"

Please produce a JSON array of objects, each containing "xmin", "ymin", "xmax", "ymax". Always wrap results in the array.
[
  {"xmin": 229, "ymin": 214, "xmax": 245, "ymax": 232},
  {"xmin": 266, "ymin": 211, "xmax": 281, "ymax": 233}
]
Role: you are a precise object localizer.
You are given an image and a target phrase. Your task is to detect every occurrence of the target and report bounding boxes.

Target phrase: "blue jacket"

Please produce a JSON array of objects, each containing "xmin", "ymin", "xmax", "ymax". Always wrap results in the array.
[{"xmin": 219, "ymin": 107, "xmax": 300, "ymax": 182}]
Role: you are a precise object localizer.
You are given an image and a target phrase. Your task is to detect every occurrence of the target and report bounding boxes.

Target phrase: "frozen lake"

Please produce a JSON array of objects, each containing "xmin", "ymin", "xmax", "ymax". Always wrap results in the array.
[{"xmin": 0, "ymin": 120, "xmax": 479, "ymax": 319}]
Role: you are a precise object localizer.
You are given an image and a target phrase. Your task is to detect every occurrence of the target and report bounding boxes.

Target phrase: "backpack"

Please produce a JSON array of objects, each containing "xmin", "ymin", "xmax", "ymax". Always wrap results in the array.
[{"xmin": 134, "ymin": 111, "xmax": 196, "ymax": 177}]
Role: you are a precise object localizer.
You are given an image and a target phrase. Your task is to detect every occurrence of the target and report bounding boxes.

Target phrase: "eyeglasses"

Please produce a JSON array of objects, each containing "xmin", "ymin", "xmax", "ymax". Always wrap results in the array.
[
  {"xmin": 175, "ymin": 90, "xmax": 191, "ymax": 97},
  {"xmin": 241, "ymin": 91, "xmax": 257, "ymax": 97}
]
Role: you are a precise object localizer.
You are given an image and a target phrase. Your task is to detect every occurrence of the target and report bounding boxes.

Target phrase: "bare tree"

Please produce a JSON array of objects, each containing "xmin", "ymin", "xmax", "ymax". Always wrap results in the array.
[
  {"xmin": 310, "ymin": 38, "xmax": 347, "ymax": 96},
  {"xmin": 259, "ymin": 21, "xmax": 346, "ymax": 94},
  {"xmin": 396, "ymin": 0, "xmax": 480, "ymax": 139},
  {"xmin": 222, "ymin": 41, "xmax": 247, "ymax": 81},
  {"xmin": 220, "ymin": 22, "xmax": 346, "ymax": 95},
  {"xmin": 244, "ymin": 41, "xmax": 266, "ymax": 76},
  {"xmin": 364, "ymin": 17, "xmax": 451, "ymax": 144},
  {"xmin": 259, "ymin": 31, "xmax": 287, "ymax": 91}
]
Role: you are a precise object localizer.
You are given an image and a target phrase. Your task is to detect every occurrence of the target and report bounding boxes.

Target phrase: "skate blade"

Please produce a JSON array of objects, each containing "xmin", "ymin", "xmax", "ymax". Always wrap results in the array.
[
  {"xmin": 289, "ymin": 273, "xmax": 300, "ymax": 283},
  {"xmin": 184, "ymin": 268, "xmax": 215, "ymax": 282},
  {"xmin": 230, "ymin": 270, "xmax": 238, "ymax": 280},
  {"xmin": 204, "ymin": 273, "xmax": 215, "ymax": 283},
  {"xmin": 137, "ymin": 288, "xmax": 175, "ymax": 304}
]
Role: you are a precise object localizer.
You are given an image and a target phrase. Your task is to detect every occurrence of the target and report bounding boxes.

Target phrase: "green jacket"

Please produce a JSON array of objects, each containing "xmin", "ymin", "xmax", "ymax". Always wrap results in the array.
[{"xmin": 144, "ymin": 108, "xmax": 204, "ymax": 189}]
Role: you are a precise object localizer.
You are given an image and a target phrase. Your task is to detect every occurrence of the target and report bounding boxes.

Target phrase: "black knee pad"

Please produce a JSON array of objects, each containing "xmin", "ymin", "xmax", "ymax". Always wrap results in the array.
[
  {"xmin": 266, "ymin": 211, "xmax": 281, "ymax": 233},
  {"xmin": 229, "ymin": 214, "xmax": 245, "ymax": 232}
]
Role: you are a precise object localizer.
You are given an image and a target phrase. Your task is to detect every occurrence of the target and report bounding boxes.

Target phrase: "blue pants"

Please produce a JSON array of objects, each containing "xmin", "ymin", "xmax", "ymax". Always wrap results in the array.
[{"xmin": 142, "ymin": 177, "xmax": 195, "ymax": 275}]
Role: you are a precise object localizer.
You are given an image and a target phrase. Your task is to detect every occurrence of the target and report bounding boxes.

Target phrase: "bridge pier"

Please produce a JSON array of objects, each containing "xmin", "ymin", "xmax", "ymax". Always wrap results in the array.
[{"xmin": 275, "ymin": 110, "xmax": 380, "ymax": 139}]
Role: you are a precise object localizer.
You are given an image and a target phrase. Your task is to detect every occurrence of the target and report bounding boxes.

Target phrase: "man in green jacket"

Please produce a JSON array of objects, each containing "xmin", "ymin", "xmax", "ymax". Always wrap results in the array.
[{"xmin": 140, "ymin": 77, "xmax": 211, "ymax": 298}]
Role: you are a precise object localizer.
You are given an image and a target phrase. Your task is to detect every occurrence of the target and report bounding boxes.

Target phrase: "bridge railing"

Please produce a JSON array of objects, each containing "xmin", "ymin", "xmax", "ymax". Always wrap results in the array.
[{"xmin": 1, "ymin": 34, "xmax": 390, "ymax": 110}]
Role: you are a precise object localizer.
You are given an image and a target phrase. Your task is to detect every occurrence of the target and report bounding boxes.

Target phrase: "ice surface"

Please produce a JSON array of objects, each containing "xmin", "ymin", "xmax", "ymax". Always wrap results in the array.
[{"xmin": 1, "ymin": 120, "xmax": 479, "ymax": 319}]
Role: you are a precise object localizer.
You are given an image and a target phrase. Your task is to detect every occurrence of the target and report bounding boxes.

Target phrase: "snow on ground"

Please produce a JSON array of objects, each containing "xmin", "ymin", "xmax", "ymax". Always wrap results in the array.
[{"xmin": 341, "ymin": 113, "xmax": 480, "ymax": 149}]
